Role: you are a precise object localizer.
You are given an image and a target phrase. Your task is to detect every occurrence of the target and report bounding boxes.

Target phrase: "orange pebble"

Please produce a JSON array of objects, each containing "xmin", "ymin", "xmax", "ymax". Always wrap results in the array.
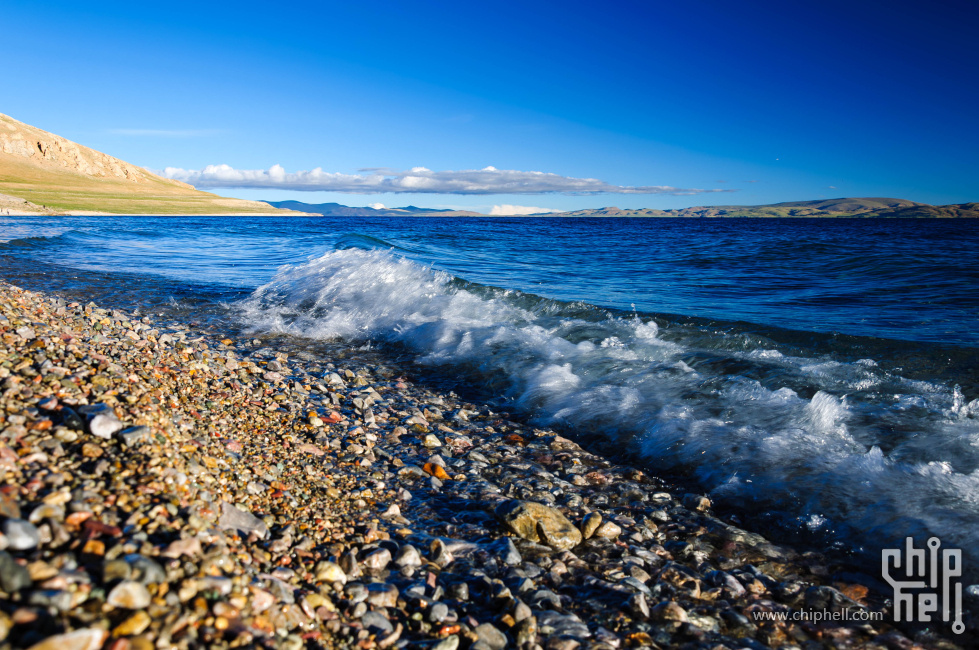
[{"xmin": 423, "ymin": 463, "xmax": 451, "ymax": 481}]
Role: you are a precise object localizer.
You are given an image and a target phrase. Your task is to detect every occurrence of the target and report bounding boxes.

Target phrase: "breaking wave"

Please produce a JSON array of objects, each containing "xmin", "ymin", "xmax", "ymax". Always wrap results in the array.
[{"xmin": 242, "ymin": 248, "xmax": 979, "ymax": 569}]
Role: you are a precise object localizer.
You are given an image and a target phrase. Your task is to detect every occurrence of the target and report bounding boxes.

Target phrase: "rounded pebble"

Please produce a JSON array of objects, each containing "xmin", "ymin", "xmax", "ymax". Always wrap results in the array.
[{"xmin": 107, "ymin": 581, "xmax": 152, "ymax": 609}]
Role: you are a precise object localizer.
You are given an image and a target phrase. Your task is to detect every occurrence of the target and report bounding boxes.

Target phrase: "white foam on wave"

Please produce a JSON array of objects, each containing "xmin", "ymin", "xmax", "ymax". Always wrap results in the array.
[{"xmin": 242, "ymin": 248, "xmax": 979, "ymax": 564}]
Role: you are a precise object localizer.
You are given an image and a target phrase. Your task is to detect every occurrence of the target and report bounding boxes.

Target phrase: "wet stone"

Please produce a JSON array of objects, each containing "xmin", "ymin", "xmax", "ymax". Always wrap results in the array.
[
  {"xmin": 682, "ymin": 493, "xmax": 711, "ymax": 512},
  {"xmin": 217, "ymin": 500, "xmax": 269, "ymax": 539},
  {"xmin": 721, "ymin": 609, "xmax": 756, "ymax": 633},
  {"xmin": 495, "ymin": 500, "xmax": 582, "ymax": 550},
  {"xmin": 0, "ymin": 491, "xmax": 20, "ymax": 519},
  {"xmin": 395, "ymin": 544, "xmax": 423, "ymax": 568},
  {"xmin": 433, "ymin": 636, "xmax": 460, "ymax": 650},
  {"xmin": 59, "ymin": 407, "xmax": 85, "ymax": 431},
  {"xmin": 315, "ymin": 560, "xmax": 348, "ymax": 584},
  {"xmin": 129, "ymin": 555, "xmax": 166, "ymax": 584},
  {"xmin": 362, "ymin": 547, "xmax": 392, "ymax": 571},
  {"xmin": 24, "ymin": 629, "xmax": 107, "ymax": 650},
  {"xmin": 428, "ymin": 601, "xmax": 449, "ymax": 623},
  {"xmin": 258, "ymin": 576, "xmax": 291, "ymax": 602},
  {"xmin": 28, "ymin": 589, "xmax": 72, "ymax": 611},
  {"xmin": 621, "ymin": 576, "xmax": 651, "ymax": 596},
  {"xmin": 399, "ymin": 465, "xmax": 426, "ymax": 480},
  {"xmin": 805, "ymin": 584, "xmax": 858, "ymax": 611},
  {"xmin": 102, "ymin": 559, "xmax": 133, "ymax": 582},
  {"xmin": 581, "ymin": 512, "xmax": 602, "ymax": 539},
  {"xmin": 1, "ymin": 519, "xmax": 40, "ymax": 550},
  {"xmin": 345, "ymin": 582, "xmax": 369, "ymax": 603},
  {"xmin": 117, "ymin": 425, "xmax": 151, "ymax": 446},
  {"xmin": 360, "ymin": 610, "xmax": 394, "ymax": 634},
  {"xmin": 88, "ymin": 413, "xmax": 124, "ymax": 439},
  {"xmin": 594, "ymin": 520, "xmax": 622, "ymax": 539},
  {"xmin": 531, "ymin": 589, "xmax": 563, "ymax": 610},
  {"xmin": 0, "ymin": 551, "xmax": 31, "ymax": 592},
  {"xmin": 161, "ymin": 537, "xmax": 202, "ymax": 559},
  {"xmin": 707, "ymin": 570, "xmax": 745, "ymax": 597},
  {"xmin": 474, "ymin": 622, "xmax": 508, "ymax": 650},
  {"xmin": 15, "ymin": 326, "xmax": 35, "ymax": 339},
  {"xmin": 367, "ymin": 583, "xmax": 399, "ymax": 607},
  {"xmin": 651, "ymin": 601, "xmax": 688, "ymax": 623},
  {"xmin": 687, "ymin": 611, "xmax": 721, "ymax": 633},
  {"xmin": 27, "ymin": 561, "xmax": 58, "ymax": 582},
  {"xmin": 494, "ymin": 536, "xmax": 523, "ymax": 566},
  {"xmin": 114, "ymin": 610, "xmax": 152, "ymax": 636},
  {"xmin": 251, "ymin": 588, "xmax": 276, "ymax": 613},
  {"xmin": 246, "ymin": 480, "xmax": 269, "ymax": 495},
  {"xmin": 107, "ymin": 580, "xmax": 152, "ymax": 609},
  {"xmin": 537, "ymin": 611, "xmax": 590, "ymax": 638},
  {"xmin": 630, "ymin": 592, "xmax": 650, "ymax": 618},
  {"xmin": 429, "ymin": 538, "xmax": 453, "ymax": 566},
  {"xmin": 350, "ymin": 601, "xmax": 368, "ymax": 619},
  {"xmin": 447, "ymin": 581, "xmax": 469, "ymax": 602}
]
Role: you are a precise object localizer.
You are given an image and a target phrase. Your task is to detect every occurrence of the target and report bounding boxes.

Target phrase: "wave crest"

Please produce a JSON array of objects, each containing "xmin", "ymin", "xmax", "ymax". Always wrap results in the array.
[{"xmin": 240, "ymin": 248, "xmax": 979, "ymax": 570}]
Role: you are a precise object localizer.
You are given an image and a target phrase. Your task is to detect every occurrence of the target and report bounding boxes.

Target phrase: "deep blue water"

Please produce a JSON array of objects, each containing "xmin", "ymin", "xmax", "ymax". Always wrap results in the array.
[
  {"xmin": 2, "ymin": 215, "xmax": 979, "ymax": 572},
  {"xmin": 3, "ymin": 216, "xmax": 977, "ymax": 346}
]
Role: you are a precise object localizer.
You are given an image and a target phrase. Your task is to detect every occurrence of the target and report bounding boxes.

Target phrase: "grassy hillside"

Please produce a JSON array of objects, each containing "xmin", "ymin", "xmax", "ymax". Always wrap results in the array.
[
  {"xmin": 0, "ymin": 113, "xmax": 300, "ymax": 215},
  {"xmin": 0, "ymin": 157, "xmax": 298, "ymax": 215}
]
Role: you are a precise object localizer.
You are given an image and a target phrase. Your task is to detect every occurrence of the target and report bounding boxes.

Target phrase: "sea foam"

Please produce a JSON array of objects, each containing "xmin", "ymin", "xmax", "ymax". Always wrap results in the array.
[{"xmin": 241, "ymin": 248, "xmax": 979, "ymax": 572}]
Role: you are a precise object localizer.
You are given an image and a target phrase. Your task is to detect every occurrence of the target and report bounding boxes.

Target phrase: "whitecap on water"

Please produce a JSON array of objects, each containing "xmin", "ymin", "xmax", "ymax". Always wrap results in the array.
[{"xmin": 240, "ymin": 248, "xmax": 979, "ymax": 575}]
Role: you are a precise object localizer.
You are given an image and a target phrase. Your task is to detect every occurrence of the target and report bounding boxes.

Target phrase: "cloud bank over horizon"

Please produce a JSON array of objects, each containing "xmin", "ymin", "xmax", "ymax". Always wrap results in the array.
[
  {"xmin": 489, "ymin": 204, "xmax": 559, "ymax": 215},
  {"xmin": 161, "ymin": 164, "xmax": 733, "ymax": 196}
]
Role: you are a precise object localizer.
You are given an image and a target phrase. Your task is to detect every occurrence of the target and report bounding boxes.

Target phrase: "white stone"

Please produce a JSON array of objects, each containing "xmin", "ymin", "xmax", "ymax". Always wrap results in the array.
[
  {"xmin": 88, "ymin": 413, "xmax": 124, "ymax": 439},
  {"xmin": 107, "ymin": 580, "xmax": 151, "ymax": 609}
]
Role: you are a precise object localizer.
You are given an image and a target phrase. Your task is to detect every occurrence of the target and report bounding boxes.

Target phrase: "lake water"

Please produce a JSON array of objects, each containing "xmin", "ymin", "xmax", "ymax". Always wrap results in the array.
[{"xmin": 2, "ymin": 215, "xmax": 978, "ymax": 572}]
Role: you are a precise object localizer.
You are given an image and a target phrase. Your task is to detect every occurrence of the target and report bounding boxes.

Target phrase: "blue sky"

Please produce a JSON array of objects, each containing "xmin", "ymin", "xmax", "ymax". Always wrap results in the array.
[{"xmin": 5, "ymin": 0, "xmax": 977, "ymax": 213}]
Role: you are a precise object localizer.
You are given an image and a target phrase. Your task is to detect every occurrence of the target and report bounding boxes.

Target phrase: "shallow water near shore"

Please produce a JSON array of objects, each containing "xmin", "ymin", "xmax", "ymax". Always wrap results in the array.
[{"xmin": 2, "ymin": 214, "xmax": 979, "ymax": 577}]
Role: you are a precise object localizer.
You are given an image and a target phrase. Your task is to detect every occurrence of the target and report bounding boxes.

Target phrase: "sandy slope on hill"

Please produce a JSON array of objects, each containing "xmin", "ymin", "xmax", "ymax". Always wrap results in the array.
[{"xmin": 0, "ymin": 114, "xmax": 307, "ymax": 215}]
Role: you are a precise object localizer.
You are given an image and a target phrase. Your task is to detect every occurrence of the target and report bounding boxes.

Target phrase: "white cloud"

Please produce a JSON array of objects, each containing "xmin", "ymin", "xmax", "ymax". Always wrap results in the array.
[
  {"xmin": 368, "ymin": 202, "xmax": 387, "ymax": 209},
  {"xmin": 489, "ymin": 204, "xmax": 559, "ymax": 215},
  {"xmin": 160, "ymin": 164, "xmax": 734, "ymax": 196}
]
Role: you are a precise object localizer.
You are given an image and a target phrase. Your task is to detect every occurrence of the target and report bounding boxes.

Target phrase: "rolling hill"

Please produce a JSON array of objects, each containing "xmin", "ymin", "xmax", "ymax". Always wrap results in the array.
[
  {"xmin": 551, "ymin": 198, "xmax": 979, "ymax": 218},
  {"xmin": 0, "ymin": 113, "xmax": 302, "ymax": 215}
]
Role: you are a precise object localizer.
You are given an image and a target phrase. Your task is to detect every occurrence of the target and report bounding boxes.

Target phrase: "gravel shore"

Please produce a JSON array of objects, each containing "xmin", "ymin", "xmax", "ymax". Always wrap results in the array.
[{"xmin": 0, "ymin": 281, "xmax": 968, "ymax": 650}]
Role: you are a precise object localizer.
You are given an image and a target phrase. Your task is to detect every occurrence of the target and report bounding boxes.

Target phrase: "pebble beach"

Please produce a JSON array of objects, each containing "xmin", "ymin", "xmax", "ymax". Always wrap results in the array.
[{"xmin": 0, "ymin": 281, "xmax": 969, "ymax": 650}]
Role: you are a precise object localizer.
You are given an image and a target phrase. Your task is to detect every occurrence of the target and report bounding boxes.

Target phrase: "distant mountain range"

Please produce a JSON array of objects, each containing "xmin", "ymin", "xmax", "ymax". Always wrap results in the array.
[
  {"xmin": 267, "ymin": 197, "xmax": 979, "ymax": 218},
  {"xmin": 264, "ymin": 201, "xmax": 482, "ymax": 216},
  {"xmin": 552, "ymin": 198, "xmax": 979, "ymax": 218}
]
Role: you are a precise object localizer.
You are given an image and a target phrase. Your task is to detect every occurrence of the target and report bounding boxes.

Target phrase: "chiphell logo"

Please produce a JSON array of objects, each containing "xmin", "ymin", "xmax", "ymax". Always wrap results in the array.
[{"xmin": 882, "ymin": 537, "xmax": 964, "ymax": 634}]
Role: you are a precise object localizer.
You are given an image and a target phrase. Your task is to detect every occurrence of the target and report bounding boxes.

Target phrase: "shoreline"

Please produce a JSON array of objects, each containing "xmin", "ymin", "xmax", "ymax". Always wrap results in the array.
[
  {"xmin": 0, "ymin": 191, "xmax": 315, "ymax": 217},
  {"xmin": 0, "ymin": 281, "xmax": 969, "ymax": 649}
]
